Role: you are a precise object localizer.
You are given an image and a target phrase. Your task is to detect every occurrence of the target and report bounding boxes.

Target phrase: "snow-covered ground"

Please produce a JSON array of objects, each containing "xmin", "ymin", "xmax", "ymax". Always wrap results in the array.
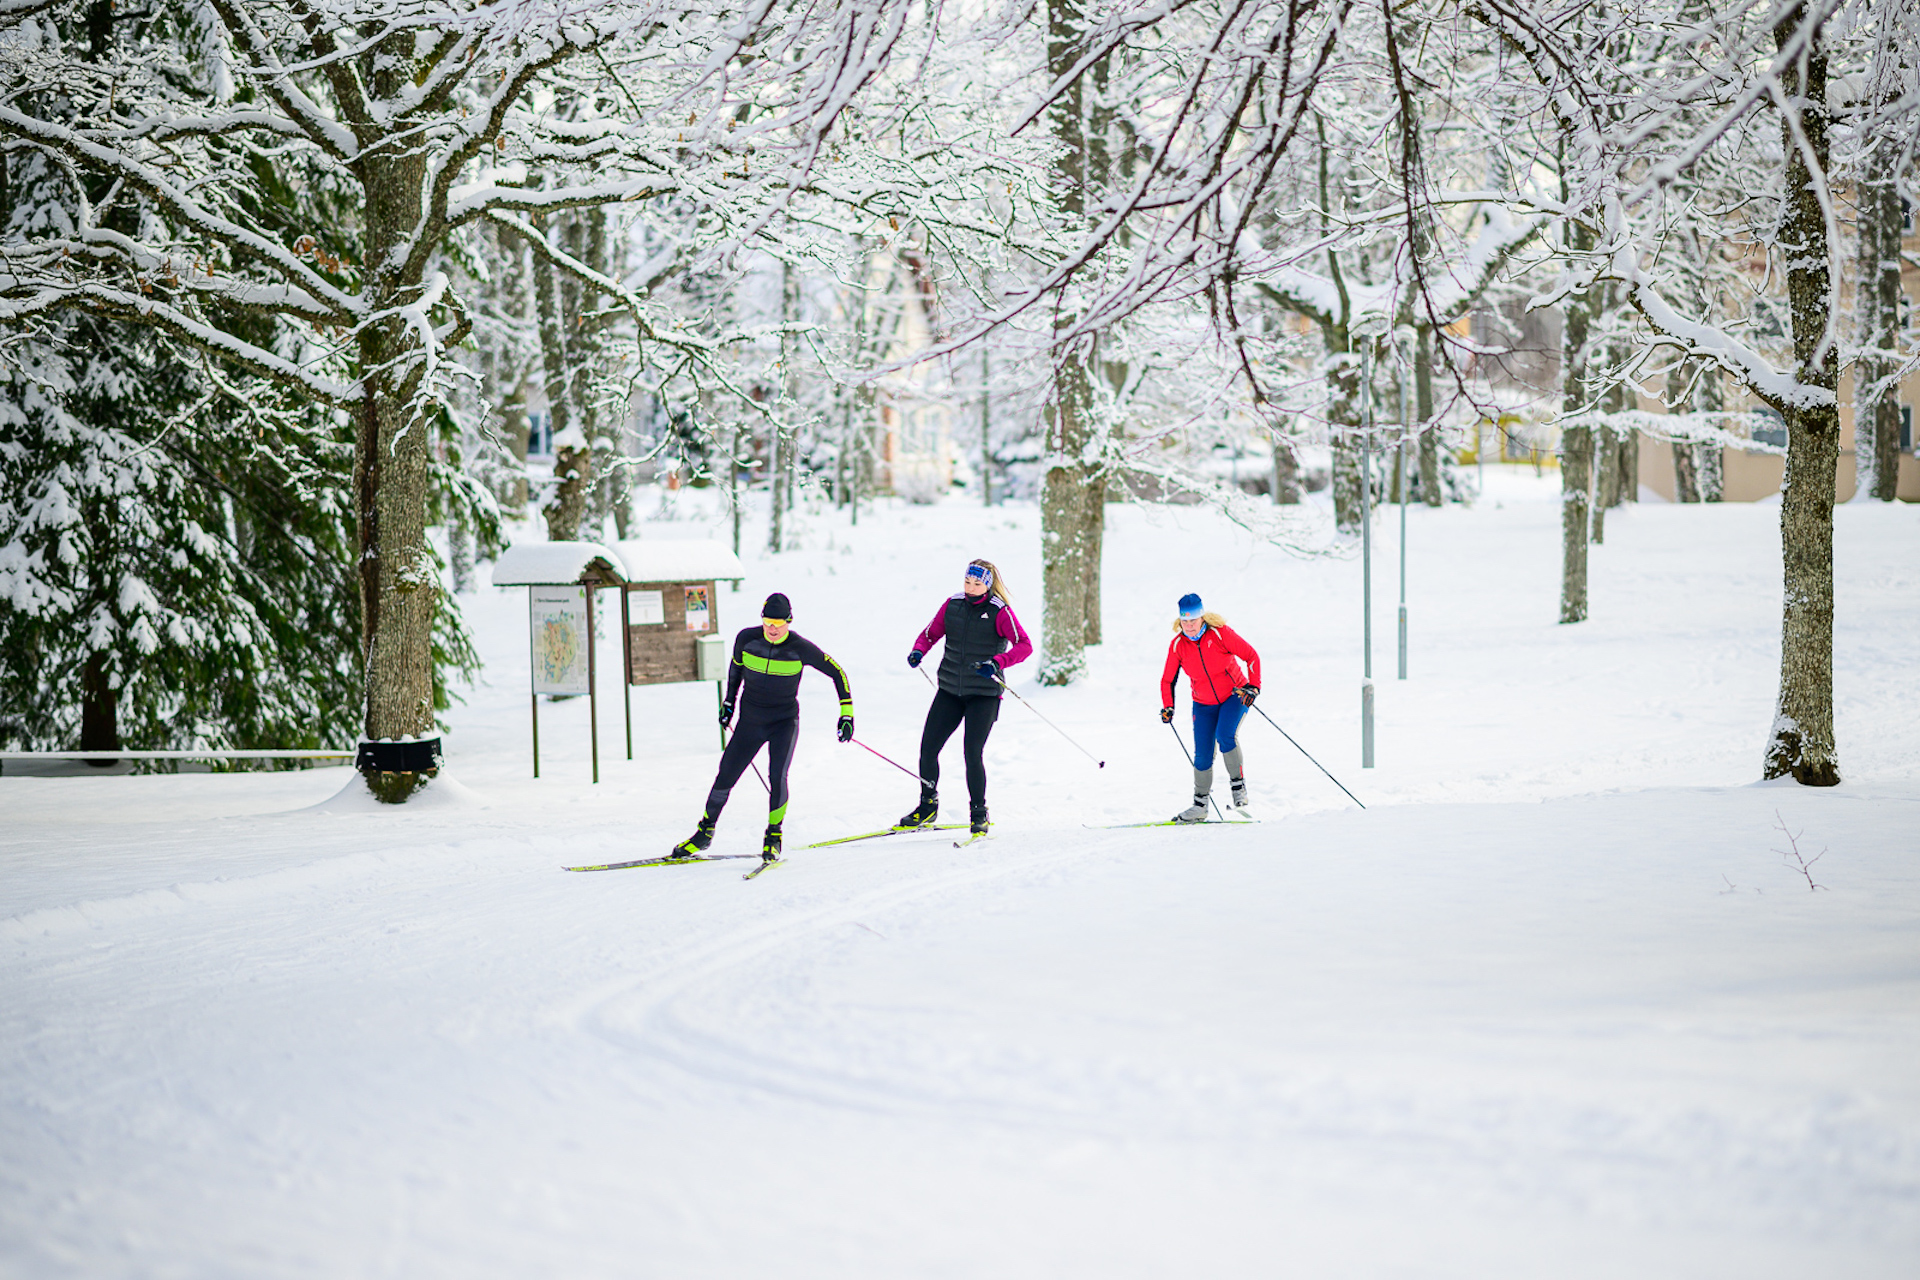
[{"xmin": 4, "ymin": 472, "xmax": 1916, "ymax": 1278}]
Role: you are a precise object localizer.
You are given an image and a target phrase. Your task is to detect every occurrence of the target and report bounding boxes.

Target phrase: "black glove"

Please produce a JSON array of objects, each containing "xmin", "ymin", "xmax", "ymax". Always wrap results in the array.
[
  {"xmin": 1237, "ymin": 685, "xmax": 1259, "ymax": 707},
  {"xmin": 973, "ymin": 660, "xmax": 998, "ymax": 680},
  {"xmin": 836, "ymin": 714, "xmax": 855, "ymax": 743},
  {"xmin": 719, "ymin": 699, "xmax": 734, "ymax": 729},
  {"xmin": 907, "ymin": 650, "xmax": 923, "ymax": 668},
  {"xmin": 1160, "ymin": 706, "xmax": 1175, "ymax": 724}
]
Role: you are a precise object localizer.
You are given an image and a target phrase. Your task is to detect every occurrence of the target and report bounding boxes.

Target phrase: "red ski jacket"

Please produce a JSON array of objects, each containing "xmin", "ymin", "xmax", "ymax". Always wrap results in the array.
[{"xmin": 1160, "ymin": 623, "xmax": 1261, "ymax": 708}]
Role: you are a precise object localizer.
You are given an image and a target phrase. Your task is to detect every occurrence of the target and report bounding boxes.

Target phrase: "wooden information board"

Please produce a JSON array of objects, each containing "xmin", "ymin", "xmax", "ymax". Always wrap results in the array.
[{"xmin": 625, "ymin": 579, "xmax": 720, "ymax": 685}]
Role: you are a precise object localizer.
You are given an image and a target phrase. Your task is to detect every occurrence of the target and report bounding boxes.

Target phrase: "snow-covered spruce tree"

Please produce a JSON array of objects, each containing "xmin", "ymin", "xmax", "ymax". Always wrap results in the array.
[
  {"xmin": 0, "ymin": 0, "xmax": 914, "ymax": 800},
  {"xmin": 0, "ymin": 312, "xmax": 361, "ymax": 761},
  {"xmin": 0, "ymin": 11, "xmax": 362, "ymax": 762}
]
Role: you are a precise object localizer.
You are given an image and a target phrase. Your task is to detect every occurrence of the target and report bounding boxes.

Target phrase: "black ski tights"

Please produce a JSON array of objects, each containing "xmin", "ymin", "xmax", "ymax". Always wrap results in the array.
[{"xmin": 918, "ymin": 689, "xmax": 1000, "ymax": 806}]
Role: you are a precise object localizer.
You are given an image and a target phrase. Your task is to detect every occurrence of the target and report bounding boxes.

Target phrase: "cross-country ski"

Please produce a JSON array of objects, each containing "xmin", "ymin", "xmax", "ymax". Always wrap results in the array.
[
  {"xmin": 564, "ymin": 852, "xmax": 760, "ymax": 871},
  {"xmin": 806, "ymin": 823, "xmax": 968, "ymax": 848}
]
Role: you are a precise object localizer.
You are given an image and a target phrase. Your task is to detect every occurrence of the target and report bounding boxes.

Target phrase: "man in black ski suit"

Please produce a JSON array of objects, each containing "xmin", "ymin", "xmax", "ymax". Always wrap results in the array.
[{"xmin": 672, "ymin": 592, "xmax": 853, "ymax": 863}]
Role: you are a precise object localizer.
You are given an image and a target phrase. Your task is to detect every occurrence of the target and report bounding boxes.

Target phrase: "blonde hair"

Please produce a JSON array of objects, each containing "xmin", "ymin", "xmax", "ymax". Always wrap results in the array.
[
  {"xmin": 969, "ymin": 558, "xmax": 1011, "ymax": 605},
  {"xmin": 1171, "ymin": 610, "xmax": 1229, "ymax": 633}
]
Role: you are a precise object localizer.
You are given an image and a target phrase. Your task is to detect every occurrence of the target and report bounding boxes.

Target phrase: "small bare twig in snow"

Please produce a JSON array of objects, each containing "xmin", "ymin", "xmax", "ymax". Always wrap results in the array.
[{"xmin": 1772, "ymin": 811, "xmax": 1827, "ymax": 893}]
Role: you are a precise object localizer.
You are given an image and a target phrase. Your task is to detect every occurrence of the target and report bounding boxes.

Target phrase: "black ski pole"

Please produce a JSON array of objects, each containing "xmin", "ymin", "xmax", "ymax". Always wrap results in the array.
[
  {"xmin": 1246, "ymin": 702, "xmax": 1366, "ymax": 810},
  {"xmin": 851, "ymin": 737, "xmax": 936, "ymax": 789},
  {"xmin": 1166, "ymin": 720, "xmax": 1228, "ymax": 822},
  {"xmin": 992, "ymin": 674, "xmax": 1105, "ymax": 768}
]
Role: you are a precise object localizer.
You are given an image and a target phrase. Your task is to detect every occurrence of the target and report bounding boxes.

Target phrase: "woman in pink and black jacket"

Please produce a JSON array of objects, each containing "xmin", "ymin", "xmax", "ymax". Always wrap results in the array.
[
  {"xmin": 897, "ymin": 558, "xmax": 1033, "ymax": 836},
  {"xmin": 1159, "ymin": 592, "xmax": 1261, "ymax": 822}
]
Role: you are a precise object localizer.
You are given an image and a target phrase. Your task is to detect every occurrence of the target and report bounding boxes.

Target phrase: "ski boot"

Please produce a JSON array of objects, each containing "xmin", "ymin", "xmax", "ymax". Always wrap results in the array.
[
  {"xmin": 1177, "ymin": 764, "xmax": 1213, "ymax": 823},
  {"xmin": 1230, "ymin": 777, "xmax": 1249, "ymax": 810},
  {"xmin": 1174, "ymin": 794, "xmax": 1211, "ymax": 823},
  {"xmin": 968, "ymin": 802, "xmax": 990, "ymax": 836},
  {"xmin": 895, "ymin": 790, "xmax": 939, "ymax": 830},
  {"xmin": 672, "ymin": 816, "xmax": 716, "ymax": 859},
  {"xmin": 761, "ymin": 823, "xmax": 783, "ymax": 864}
]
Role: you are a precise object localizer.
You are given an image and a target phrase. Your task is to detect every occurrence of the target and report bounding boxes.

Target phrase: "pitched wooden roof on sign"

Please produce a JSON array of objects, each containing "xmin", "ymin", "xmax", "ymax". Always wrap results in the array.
[
  {"xmin": 488, "ymin": 542, "xmax": 626, "ymax": 586},
  {"xmin": 610, "ymin": 539, "xmax": 746, "ymax": 583}
]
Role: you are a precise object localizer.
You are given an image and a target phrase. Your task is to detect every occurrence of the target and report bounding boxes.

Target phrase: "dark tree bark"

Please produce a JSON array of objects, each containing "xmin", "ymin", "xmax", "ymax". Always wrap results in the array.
[
  {"xmin": 1039, "ymin": 0, "xmax": 1100, "ymax": 683},
  {"xmin": 1559, "ymin": 221, "xmax": 1595, "ymax": 623},
  {"xmin": 1763, "ymin": 8, "xmax": 1841, "ymax": 786},
  {"xmin": 1855, "ymin": 132, "xmax": 1903, "ymax": 502},
  {"xmin": 533, "ymin": 235, "xmax": 590, "ymax": 543},
  {"xmin": 1272, "ymin": 426, "xmax": 1301, "ymax": 504},
  {"xmin": 1693, "ymin": 367, "xmax": 1725, "ymax": 501},
  {"xmin": 1416, "ymin": 325, "xmax": 1441, "ymax": 507},
  {"xmin": 1669, "ymin": 362, "xmax": 1701, "ymax": 502},
  {"xmin": 353, "ymin": 112, "xmax": 442, "ymax": 798},
  {"xmin": 79, "ymin": 649, "xmax": 119, "ymax": 763}
]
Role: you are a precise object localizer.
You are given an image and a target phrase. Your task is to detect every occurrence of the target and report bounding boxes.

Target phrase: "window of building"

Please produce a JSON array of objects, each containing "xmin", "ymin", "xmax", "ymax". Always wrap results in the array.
[
  {"xmin": 1751, "ymin": 406, "xmax": 1788, "ymax": 449},
  {"xmin": 1902, "ymin": 405, "xmax": 1913, "ymax": 454}
]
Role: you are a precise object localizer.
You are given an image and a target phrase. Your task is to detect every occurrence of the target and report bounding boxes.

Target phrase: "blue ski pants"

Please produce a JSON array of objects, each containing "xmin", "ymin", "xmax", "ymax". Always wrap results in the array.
[{"xmin": 1190, "ymin": 697, "xmax": 1246, "ymax": 771}]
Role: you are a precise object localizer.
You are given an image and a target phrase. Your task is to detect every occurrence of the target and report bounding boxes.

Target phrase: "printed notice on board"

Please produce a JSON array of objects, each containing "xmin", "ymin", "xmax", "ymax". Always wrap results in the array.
[
  {"xmin": 530, "ymin": 586, "xmax": 590, "ymax": 694},
  {"xmin": 628, "ymin": 588, "xmax": 665, "ymax": 626},
  {"xmin": 684, "ymin": 585, "xmax": 711, "ymax": 632}
]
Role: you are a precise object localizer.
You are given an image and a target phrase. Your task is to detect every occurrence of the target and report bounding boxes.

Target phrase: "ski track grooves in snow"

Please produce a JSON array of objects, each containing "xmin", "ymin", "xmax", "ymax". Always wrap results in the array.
[
  {"xmin": 0, "ymin": 845, "xmax": 443, "ymax": 943},
  {"xmin": 568, "ymin": 830, "xmax": 1146, "ymax": 1118},
  {"xmin": 562, "ymin": 822, "xmax": 1916, "ymax": 1245}
]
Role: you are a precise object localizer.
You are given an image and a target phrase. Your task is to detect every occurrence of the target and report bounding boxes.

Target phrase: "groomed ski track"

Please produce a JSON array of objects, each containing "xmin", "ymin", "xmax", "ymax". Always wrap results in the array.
[{"xmin": 5, "ymin": 781, "xmax": 1916, "ymax": 1279}]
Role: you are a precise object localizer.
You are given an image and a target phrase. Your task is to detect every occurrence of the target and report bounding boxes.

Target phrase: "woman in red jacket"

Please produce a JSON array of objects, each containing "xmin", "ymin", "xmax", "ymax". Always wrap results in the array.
[{"xmin": 1159, "ymin": 592, "xmax": 1260, "ymax": 822}]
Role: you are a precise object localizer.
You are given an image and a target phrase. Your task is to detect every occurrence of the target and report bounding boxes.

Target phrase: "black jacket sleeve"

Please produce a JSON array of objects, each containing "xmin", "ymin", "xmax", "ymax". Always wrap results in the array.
[
  {"xmin": 725, "ymin": 627, "xmax": 750, "ymax": 705},
  {"xmin": 790, "ymin": 633, "xmax": 854, "ymax": 711}
]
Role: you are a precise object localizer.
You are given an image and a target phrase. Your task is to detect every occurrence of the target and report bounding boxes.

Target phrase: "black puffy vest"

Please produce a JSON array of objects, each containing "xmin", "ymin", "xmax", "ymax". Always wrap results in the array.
[{"xmin": 937, "ymin": 593, "xmax": 1009, "ymax": 697}]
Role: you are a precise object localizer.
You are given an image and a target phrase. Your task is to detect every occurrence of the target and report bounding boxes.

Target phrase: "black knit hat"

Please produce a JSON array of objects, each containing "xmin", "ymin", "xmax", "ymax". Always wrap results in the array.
[{"xmin": 762, "ymin": 592, "xmax": 793, "ymax": 621}]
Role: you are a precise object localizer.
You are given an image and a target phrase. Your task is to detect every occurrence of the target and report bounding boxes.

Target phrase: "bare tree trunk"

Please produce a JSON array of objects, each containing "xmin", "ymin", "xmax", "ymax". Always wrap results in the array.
[
  {"xmin": 1271, "ymin": 425, "xmax": 1300, "ymax": 504},
  {"xmin": 449, "ymin": 513, "xmax": 474, "ymax": 593},
  {"xmin": 79, "ymin": 649, "xmax": 119, "ymax": 759},
  {"xmin": 1763, "ymin": 9, "xmax": 1841, "ymax": 786},
  {"xmin": 981, "ymin": 344, "xmax": 994, "ymax": 506},
  {"xmin": 352, "ymin": 135, "xmax": 443, "ymax": 801},
  {"xmin": 1672, "ymin": 433, "xmax": 1700, "ymax": 503},
  {"xmin": 567, "ymin": 213, "xmax": 612, "ymax": 542},
  {"xmin": 498, "ymin": 377, "xmax": 531, "ymax": 512},
  {"xmin": 1856, "ymin": 131, "xmax": 1903, "ymax": 502},
  {"xmin": 481, "ymin": 225, "xmax": 533, "ymax": 512},
  {"xmin": 1669, "ymin": 362, "xmax": 1701, "ymax": 502},
  {"xmin": 1589, "ymin": 423, "xmax": 1611, "ymax": 545},
  {"xmin": 533, "ymin": 236, "xmax": 589, "ymax": 542},
  {"xmin": 729, "ymin": 418, "xmax": 744, "ymax": 557},
  {"xmin": 1041, "ymin": 354, "xmax": 1095, "ymax": 684},
  {"xmin": 1039, "ymin": 0, "xmax": 1097, "ymax": 684},
  {"xmin": 1559, "ymin": 219, "xmax": 1595, "ymax": 623},
  {"xmin": 1082, "ymin": 485, "xmax": 1103, "ymax": 646},
  {"xmin": 1328, "ymin": 347, "xmax": 1364, "ymax": 531},
  {"xmin": 1693, "ymin": 368, "xmax": 1724, "ymax": 502},
  {"xmin": 1417, "ymin": 325, "xmax": 1440, "ymax": 507}
]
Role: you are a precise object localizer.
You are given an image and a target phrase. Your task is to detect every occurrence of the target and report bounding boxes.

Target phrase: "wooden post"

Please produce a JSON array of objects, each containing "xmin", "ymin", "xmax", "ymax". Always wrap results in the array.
[
  {"xmin": 621, "ymin": 585, "xmax": 633, "ymax": 760},
  {"xmin": 528, "ymin": 587, "xmax": 540, "ymax": 778},
  {"xmin": 587, "ymin": 583, "xmax": 599, "ymax": 785}
]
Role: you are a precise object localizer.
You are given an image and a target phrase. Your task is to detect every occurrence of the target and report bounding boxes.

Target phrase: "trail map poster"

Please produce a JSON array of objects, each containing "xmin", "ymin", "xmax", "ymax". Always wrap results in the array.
[
  {"xmin": 684, "ymin": 585, "xmax": 711, "ymax": 631},
  {"xmin": 530, "ymin": 586, "xmax": 590, "ymax": 694}
]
